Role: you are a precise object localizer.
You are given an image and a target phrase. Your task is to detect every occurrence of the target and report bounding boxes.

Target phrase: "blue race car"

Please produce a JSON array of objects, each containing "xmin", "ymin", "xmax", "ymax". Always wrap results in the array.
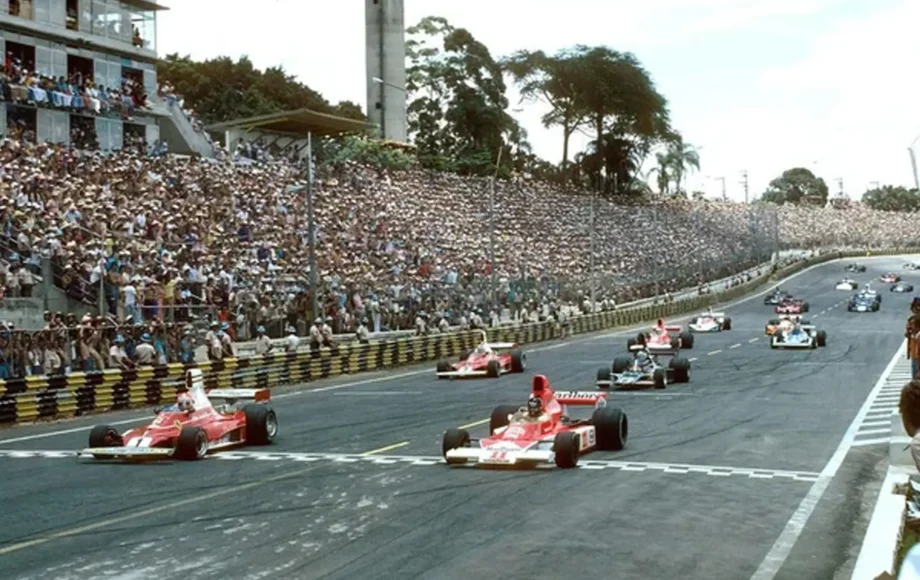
[
  {"xmin": 770, "ymin": 323, "xmax": 827, "ymax": 349},
  {"xmin": 848, "ymin": 293, "xmax": 880, "ymax": 312}
]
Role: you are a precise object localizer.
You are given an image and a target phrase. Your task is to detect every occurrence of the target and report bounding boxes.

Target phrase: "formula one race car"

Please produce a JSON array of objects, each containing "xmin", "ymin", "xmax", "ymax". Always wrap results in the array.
[
  {"xmin": 80, "ymin": 369, "xmax": 278, "ymax": 461},
  {"xmin": 441, "ymin": 374, "xmax": 628, "ymax": 469},
  {"xmin": 436, "ymin": 331, "xmax": 525, "ymax": 379},
  {"xmin": 687, "ymin": 307, "xmax": 731, "ymax": 333},
  {"xmin": 764, "ymin": 315, "xmax": 809, "ymax": 336},
  {"xmin": 846, "ymin": 264, "xmax": 867, "ymax": 273},
  {"xmin": 775, "ymin": 297, "xmax": 810, "ymax": 314},
  {"xmin": 770, "ymin": 323, "xmax": 827, "ymax": 349},
  {"xmin": 881, "ymin": 273, "xmax": 902, "ymax": 284},
  {"xmin": 835, "ymin": 278, "xmax": 858, "ymax": 291},
  {"xmin": 764, "ymin": 288, "xmax": 793, "ymax": 305},
  {"xmin": 848, "ymin": 292, "xmax": 880, "ymax": 312},
  {"xmin": 891, "ymin": 281, "xmax": 915, "ymax": 293},
  {"xmin": 904, "ymin": 263, "xmax": 920, "ymax": 271},
  {"xmin": 627, "ymin": 318, "xmax": 694, "ymax": 353},
  {"xmin": 596, "ymin": 345, "xmax": 691, "ymax": 389}
]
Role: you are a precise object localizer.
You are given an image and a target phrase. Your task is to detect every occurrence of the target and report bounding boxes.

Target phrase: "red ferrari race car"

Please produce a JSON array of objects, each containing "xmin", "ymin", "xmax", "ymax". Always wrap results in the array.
[
  {"xmin": 881, "ymin": 273, "xmax": 901, "ymax": 284},
  {"xmin": 626, "ymin": 318, "xmax": 694, "ymax": 353},
  {"xmin": 436, "ymin": 331, "xmax": 525, "ymax": 379},
  {"xmin": 79, "ymin": 369, "xmax": 278, "ymax": 461},
  {"xmin": 441, "ymin": 374, "xmax": 628, "ymax": 469},
  {"xmin": 775, "ymin": 297, "xmax": 810, "ymax": 314}
]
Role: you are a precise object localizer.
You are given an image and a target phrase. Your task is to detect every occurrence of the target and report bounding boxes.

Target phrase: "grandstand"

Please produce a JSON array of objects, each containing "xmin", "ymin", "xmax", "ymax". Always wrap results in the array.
[{"xmin": 0, "ymin": 0, "xmax": 210, "ymax": 156}]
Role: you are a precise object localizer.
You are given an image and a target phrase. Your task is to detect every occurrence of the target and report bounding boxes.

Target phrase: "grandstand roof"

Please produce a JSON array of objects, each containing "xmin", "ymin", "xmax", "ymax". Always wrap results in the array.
[
  {"xmin": 122, "ymin": 0, "xmax": 169, "ymax": 10},
  {"xmin": 205, "ymin": 108, "xmax": 376, "ymax": 138}
]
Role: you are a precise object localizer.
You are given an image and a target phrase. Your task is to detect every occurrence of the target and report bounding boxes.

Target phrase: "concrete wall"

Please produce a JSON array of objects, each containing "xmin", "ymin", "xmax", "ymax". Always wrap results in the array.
[
  {"xmin": 365, "ymin": 0, "xmax": 407, "ymax": 143},
  {"xmin": 0, "ymin": 298, "xmax": 44, "ymax": 329}
]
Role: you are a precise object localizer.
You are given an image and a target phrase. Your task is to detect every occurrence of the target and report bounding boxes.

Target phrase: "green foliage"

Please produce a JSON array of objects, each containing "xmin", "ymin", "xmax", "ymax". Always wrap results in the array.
[
  {"xmin": 862, "ymin": 185, "xmax": 920, "ymax": 212},
  {"xmin": 655, "ymin": 134, "xmax": 700, "ymax": 196},
  {"xmin": 761, "ymin": 168, "xmax": 829, "ymax": 206},
  {"xmin": 326, "ymin": 136, "xmax": 416, "ymax": 171},
  {"xmin": 405, "ymin": 17, "xmax": 520, "ymax": 176},
  {"xmin": 157, "ymin": 54, "xmax": 365, "ymax": 125}
]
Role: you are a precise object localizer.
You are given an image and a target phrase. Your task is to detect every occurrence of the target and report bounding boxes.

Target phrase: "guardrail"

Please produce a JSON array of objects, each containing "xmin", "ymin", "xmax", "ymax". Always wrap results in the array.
[{"xmin": 0, "ymin": 248, "xmax": 914, "ymax": 426}]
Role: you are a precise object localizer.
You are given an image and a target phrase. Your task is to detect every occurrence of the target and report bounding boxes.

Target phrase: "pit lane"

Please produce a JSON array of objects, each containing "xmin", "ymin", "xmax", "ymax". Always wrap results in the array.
[{"xmin": 0, "ymin": 256, "xmax": 911, "ymax": 580}]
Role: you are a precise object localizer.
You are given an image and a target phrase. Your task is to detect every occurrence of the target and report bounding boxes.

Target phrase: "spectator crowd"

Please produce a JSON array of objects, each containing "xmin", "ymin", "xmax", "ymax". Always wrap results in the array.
[{"xmin": 0, "ymin": 126, "xmax": 917, "ymax": 377}]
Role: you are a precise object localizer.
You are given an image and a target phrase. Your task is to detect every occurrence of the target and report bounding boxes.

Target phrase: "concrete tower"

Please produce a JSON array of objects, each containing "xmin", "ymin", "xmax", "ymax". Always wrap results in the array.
[{"xmin": 365, "ymin": 0, "xmax": 407, "ymax": 142}]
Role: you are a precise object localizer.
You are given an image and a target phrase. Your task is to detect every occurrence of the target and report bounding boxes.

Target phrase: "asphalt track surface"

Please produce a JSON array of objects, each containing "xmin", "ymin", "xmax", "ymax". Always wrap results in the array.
[{"xmin": 0, "ymin": 257, "xmax": 912, "ymax": 580}]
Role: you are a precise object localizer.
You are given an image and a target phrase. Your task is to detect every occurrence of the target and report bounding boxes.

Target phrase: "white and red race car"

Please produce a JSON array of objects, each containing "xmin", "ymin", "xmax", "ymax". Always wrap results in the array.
[
  {"xmin": 435, "ymin": 331, "xmax": 525, "ymax": 379},
  {"xmin": 441, "ymin": 374, "xmax": 628, "ymax": 469},
  {"xmin": 626, "ymin": 318, "xmax": 694, "ymax": 353}
]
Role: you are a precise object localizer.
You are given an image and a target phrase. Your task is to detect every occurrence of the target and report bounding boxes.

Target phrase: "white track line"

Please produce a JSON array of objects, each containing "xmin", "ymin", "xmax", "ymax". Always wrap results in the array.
[{"xmin": 749, "ymin": 340, "xmax": 906, "ymax": 580}]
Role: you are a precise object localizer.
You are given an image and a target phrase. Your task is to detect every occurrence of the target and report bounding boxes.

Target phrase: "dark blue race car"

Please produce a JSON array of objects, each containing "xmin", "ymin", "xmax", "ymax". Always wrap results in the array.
[{"xmin": 848, "ymin": 293, "xmax": 880, "ymax": 312}]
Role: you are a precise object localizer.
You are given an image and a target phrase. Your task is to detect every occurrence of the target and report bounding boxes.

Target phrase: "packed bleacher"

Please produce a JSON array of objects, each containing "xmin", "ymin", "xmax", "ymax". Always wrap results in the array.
[{"xmin": 0, "ymin": 126, "xmax": 918, "ymax": 377}]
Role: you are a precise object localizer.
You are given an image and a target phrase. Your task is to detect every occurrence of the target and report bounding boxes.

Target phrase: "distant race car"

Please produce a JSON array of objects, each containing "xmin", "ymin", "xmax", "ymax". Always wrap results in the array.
[
  {"xmin": 775, "ymin": 298, "xmax": 810, "ymax": 314},
  {"xmin": 881, "ymin": 273, "xmax": 902, "ymax": 283},
  {"xmin": 436, "ymin": 331, "xmax": 525, "ymax": 379},
  {"xmin": 80, "ymin": 369, "xmax": 278, "ymax": 461},
  {"xmin": 764, "ymin": 315, "xmax": 808, "ymax": 336},
  {"xmin": 626, "ymin": 318, "xmax": 694, "ymax": 353},
  {"xmin": 845, "ymin": 264, "xmax": 867, "ymax": 273},
  {"xmin": 891, "ymin": 282, "xmax": 915, "ymax": 293},
  {"xmin": 770, "ymin": 323, "xmax": 827, "ymax": 349},
  {"xmin": 848, "ymin": 292, "xmax": 880, "ymax": 312},
  {"xmin": 687, "ymin": 308, "xmax": 732, "ymax": 333},
  {"xmin": 764, "ymin": 289, "xmax": 793, "ymax": 305},
  {"xmin": 904, "ymin": 263, "xmax": 920, "ymax": 271},
  {"xmin": 596, "ymin": 345, "xmax": 691, "ymax": 389},
  {"xmin": 835, "ymin": 278, "xmax": 858, "ymax": 291},
  {"xmin": 441, "ymin": 374, "xmax": 628, "ymax": 469}
]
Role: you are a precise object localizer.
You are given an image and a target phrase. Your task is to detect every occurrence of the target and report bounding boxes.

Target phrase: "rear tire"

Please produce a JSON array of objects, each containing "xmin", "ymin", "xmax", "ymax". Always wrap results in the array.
[
  {"xmin": 175, "ymin": 427, "xmax": 208, "ymax": 461},
  {"xmin": 596, "ymin": 367, "xmax": 612, "ymax": 389},
  {"xmin": 816, "ymin": 330, "xmax": 827, "ymax": 347},
  {"xmin": 442, "ymin": 428, "xmax": 471, "ymax": 464},
  {"xmin": 243, "ymin": 404, "xmax": 277, "ymax": 445},
  {"xmin": 88, "ymin": 424, "xmax": 121, "ymax": 448},
  {"xmin": 722, "ymin": 317, "xmax": 732, "ymax": 331},
  {"xmin": 592, "ymin": 407, "xmax": 627, "ymax": 451},
  {"xmin": 669, "ymin": 357, "xmax": 691, "ymax": 383},
  {"xmin": 679, "ymin": 331, "xmax": 694, "ymax": 349},
  {"xmin": 553, "ymin": 432, "xmax": 580, "ymax": 468},
  {"xmin": 489, "ymin": 404, "xmax": 519, "ymax": 434},
  {"xmin": 626, "ymin": 338, "xmax": 637, "ymax": 351},
  {"xmin": 653, "ymin": 368, "xmax": 667, "ymax": 389}
]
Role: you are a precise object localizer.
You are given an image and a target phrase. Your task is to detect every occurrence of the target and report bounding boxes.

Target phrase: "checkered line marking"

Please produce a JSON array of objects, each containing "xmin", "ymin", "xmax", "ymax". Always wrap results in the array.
[
  {"xmin": 851, "ymin": 358, "xmax": 911, "ymax": 447},
  {"xmin": 0, "ymin": 449, "xmax": 820, "ymax": 481}
]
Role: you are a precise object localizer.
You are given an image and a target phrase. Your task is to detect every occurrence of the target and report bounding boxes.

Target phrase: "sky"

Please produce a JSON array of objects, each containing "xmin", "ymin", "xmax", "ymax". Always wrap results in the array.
[{"xmin": 156, "ymin": 0, "xmax": 920, "ymax": 202}]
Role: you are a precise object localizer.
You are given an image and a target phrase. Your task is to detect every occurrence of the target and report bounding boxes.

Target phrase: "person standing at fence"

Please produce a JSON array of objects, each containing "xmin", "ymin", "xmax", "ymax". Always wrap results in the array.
[
  {"xmin": 205, "ymin": 322, "xmax": 221, "ymax": 361},
  {"xmin": 356, "ymin": 318, "xmax": 369, "ymax": 344},
  {"xmin": 254, "ymin": 326, "xmax": 273, "ymax": 355},
  {"xmin": 134, "ymin": 333, "xmax": 157, "ymax": 367},
  {"xmin": 219, "ymin": 322, "xmax": 234, "ymax": 359},
  {"xmin": 284, "ymin": 326, "xmax": 300, "ymax": 352},
  {"xmin": 108, "ymin": 335, "xmax": 134, "ymax": 370},
  {"xmin": 178, "ymin": 328, "xmax": 196, "ymax": 363}
]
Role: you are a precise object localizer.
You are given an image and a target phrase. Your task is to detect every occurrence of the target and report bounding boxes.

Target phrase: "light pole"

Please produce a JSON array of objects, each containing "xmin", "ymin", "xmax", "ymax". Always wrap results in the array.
[
  {"xmin": 488, "ymin": 146, "xmax": 503, "ymax": 310},
  {"xmin": 909, "ymin": 134, "xmax": 920, "ymax": 191}
]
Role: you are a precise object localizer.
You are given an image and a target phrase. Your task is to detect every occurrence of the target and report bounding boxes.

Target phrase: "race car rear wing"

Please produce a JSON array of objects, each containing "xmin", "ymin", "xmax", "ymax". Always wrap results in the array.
[
  {"xmin": 207, "ymin": 388, "xmax": 271, "ymax": 403},
  {"xmin": 485, "ymin": 342, "xmax": 518, "ymax": 350},
  {"xmin": 554, "ymin": 391, "xmax": 607, "ymax": 405},
  {"xmin": 662, "ymin": 325, "xmax": 682, "ymax": 332}
]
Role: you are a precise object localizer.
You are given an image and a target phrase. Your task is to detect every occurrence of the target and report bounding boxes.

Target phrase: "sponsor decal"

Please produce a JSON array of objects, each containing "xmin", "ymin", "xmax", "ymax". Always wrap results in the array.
[
  {"xmin": 555, "ymin": 391, "xmax": 601, "ymax": 400},
  {"xmin": 503, "ymin": 426, "xmax": 525, "ymax": 439},
  {"xmin": 488, "ymin": 441, "xmax": 522, "ymax": 451},
  {"xmin": 585, "ymin": 429, "xmax": 596, "ymax": 447}
]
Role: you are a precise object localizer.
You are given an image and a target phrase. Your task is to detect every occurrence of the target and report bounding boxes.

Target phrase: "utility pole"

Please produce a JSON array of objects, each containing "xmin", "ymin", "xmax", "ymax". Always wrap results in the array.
[
  {"xmin": 716, "ymin": 177, "xmax": 727, "ymax": 200},
  {"xmin": 836, "ymin": 178, "xmax": 844, "ymax": 196},
  {"xmin": 741, "ymin": 170, "xmax": 749, "ymax": 204},
  {"xmin": 488, "ymin": 146, "xmax": 502, "ymax": 311}
]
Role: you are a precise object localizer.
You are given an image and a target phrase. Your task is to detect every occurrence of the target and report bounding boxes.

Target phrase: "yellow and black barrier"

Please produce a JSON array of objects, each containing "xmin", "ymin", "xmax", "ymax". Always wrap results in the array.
[{"xmin": 1, "ymin": 248, "xmax": 915, "ymax": 425}]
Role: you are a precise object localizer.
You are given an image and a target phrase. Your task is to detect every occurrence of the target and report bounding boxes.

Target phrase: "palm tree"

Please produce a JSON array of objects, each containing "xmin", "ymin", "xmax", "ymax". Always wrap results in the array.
[{"xmin": 665, "ymin": 136, "xmax": 700, "ymax": 195}]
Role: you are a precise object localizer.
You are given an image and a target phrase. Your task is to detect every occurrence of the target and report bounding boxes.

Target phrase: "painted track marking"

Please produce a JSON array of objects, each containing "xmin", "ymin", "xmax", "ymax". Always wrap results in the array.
[{"xmin": 361, "ymin": 441, "xmax": 409, "ymax": 456}]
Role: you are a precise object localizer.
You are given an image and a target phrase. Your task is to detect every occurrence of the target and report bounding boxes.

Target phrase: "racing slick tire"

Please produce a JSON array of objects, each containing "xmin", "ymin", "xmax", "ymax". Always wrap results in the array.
[
  {"xmin": 612, "ymin": 356, "xmax": 632, "ymax": 374},
  {"xmin": 816, "ymin": 330, "xmax": 827, "ymax": 347},
  {"xmin": 626, "ymin": 337, "xmax": 638, "ymax": 351},
  {"xmin": 88, "ymin": 424, "xmax": 122, "ymax": 449},
  {"xmin": 722, "ymin": 317, "xmax": 732, "ymax": 331},
  {"xmin": 175, "ymin": 426, "xmax": 209, "ymax": 461},
  {"xmin": 596, "ymin": 367, "xmax": 612, "ymax": 388},
  {"xmin": 653, "ymin": 368, "xmax": 667, "ymax": 390},
  {"xmin": 635, "ymin": 332, "xmax": 647, "ymax": 345},
  {"xmin": 442, "ymin": 428, "xmax": 471, "ymax": 464},
  {"xmin": 802, "ymin": 302, "xmax": 810, "ymax": 312},
  {"xmin": 670, "ymin": 338, "xmax": 680, "ymax": 351},
  {"xmin": 510, "ymin": 349, "xmax": 526, "ymax": 373},
  {"xmin": 486, "ymin": 360, "xmax": 501, "ymax": 378},
  {"xmin": 669, "ymin": 357, "xmax": 691, "ymax": 383},
  {"xmin": 592, "ymin": 406, "xmax": 628, "ymax": 451},
  {"xmin": 489, "ymin": 404, "xmax": 519, "ymax": 434},
  {"xmin": 553, "ymin": 431, "xmax": 580, "ymax": 469},
  {"xmin": 436, "ymin": 359, "xmax": 451, "ymax": 378},
  {"xmin": 679, "ymin": 331, "xmax": 694, "ymax": 349},
  {"xmin": 243, "ymin": 404, "xmax": 278, "ymax": 445}
]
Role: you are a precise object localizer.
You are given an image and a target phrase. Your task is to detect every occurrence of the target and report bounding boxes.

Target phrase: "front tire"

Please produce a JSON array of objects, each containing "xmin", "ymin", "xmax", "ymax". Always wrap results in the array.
[
  {"xmin": 243, "ymin": 404, "xmax": 278, "ymax": 445},
  {"xmin": 592, "ymin": 406, "xmax": 628, "ymax": 451},
  {"xmin": 509, "ymin": 349, "xmax": 526, "ymax": 373},
  {"xmin": 653, "ymin": 368, "xmax": 667, "ymax": 390},
  {"xmin": 669, "ymin": 357, "xmax": 691, "ymax": 383},
  {"xmin": 486, "ymin": 360, "xmax": 501, "ymax": 378},
  {"xmin": 679, "ymin": 331, "xmax": 694, "ymax": 349},
  {"xmin": 553, "ymin": 432, "xmax": 580, "ymax": 468},
  {"xmin": 88, "ymin": 424, "xmax": 122, "ymax": 448},
  {"xmin": 442, "ymin": 428, "xmax": 471, "ymax": 464},
  {"xmin": 175, "ymin": 427, "xmax": 208, "ymax": 461}
]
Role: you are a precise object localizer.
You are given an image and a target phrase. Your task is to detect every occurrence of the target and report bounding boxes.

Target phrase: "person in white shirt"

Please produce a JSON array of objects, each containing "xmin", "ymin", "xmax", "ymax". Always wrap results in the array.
[
  {"xmin": 204, "ymin": 322, "xmax": 220, "ymax": 361},
  {"xmin": 219, "ymin": 322, "xmax": 234, "ymax": 358},
  {"xmin": 253, "ymin": 326, "xmax": 273, "ymax": 355},
  {"xmin": 134, "ymin": 333, "xmax": 157, "ymax": 366},
  {"xmin": 122, "ymin": 279, "xmax": 138, "ymax": 321},
  {"xmin": 108, "ymin": 335, "xmax": 134, "ymax": 370},
  {"xmin": 355, "ymin": 319, "xmax": 370, "ymax": 344},
  {"xmin": 309, "ymin": 318, "xmax": 322, "ymax": 350},
  {"xmin": 415, "ymin": 311, "xmax": 428, "ymax": 336},
  {"xmin": 284, "ymin": 326, "xmax": 300, "ymax": 352},
  {"xmin": 437, "ymin": 314, "xmax": 450, "ymax": 334},
  {"xmin": 320, "ymin": 317, "xmax": 335, "ymax": 348}
]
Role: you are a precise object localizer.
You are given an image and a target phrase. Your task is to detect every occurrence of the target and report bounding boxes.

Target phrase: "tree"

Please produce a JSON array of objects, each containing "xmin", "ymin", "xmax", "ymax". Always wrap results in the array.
[
  {"xmin": 761, "ymin": 168, "xmax": 829, "ymax": 206},
  {"xmin": 156, "ymin": 54, "xmax": 364, "ymax": 125},
  {"xmin": 405, "ymin": 16, "xmax": 523, "ymax": 175},
  {"xmin": 862, "ymin": 185, "xmax": 920, "ymax": 212},
  {"xmin": 662, "ymin": 134, "xmax": 700, "ymax": 195},
  {"xmin": 503, "ymin": 49, "xmax": 587, "ymax": 169}
]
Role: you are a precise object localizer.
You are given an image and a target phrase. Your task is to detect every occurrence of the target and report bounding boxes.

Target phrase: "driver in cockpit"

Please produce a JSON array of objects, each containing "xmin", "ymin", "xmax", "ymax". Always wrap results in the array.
[
  {"xmin": 635, "ymin": 349, "xmax": 656, "ymax": 372},
  {"xmin": 473, "ymin": 343, "xmax": 494, "ymax": 356},
  {"xmin": 509, "ymin": 396, "xmax": 551, "ymax": 424},
  {"xmin": 177, "ymin": 393, "xmax": 195, "ymax": 414}
]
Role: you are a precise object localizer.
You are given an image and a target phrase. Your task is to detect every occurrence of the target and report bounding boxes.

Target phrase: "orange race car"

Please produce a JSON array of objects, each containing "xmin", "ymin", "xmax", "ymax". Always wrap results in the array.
[{"xmin": 764, "ymin": 315, "xmax": 809, "ymax": 336}]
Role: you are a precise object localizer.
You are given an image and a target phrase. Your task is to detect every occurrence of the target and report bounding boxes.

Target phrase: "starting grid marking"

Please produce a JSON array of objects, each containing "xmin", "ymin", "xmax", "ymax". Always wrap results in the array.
[
  {"xmin": 0, "ymin": 449, "xmax": 820, "ymax": 482},
  {"xmin": 850, "ymin": 356, "xmax": 911, "ymax": 448}
]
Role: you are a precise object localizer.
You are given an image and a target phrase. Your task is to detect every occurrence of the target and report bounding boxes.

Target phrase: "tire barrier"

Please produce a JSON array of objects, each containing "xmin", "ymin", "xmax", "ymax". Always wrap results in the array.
[{"xmin": 1, "ymin": 248, "xmax": 915, "ymax": 425}]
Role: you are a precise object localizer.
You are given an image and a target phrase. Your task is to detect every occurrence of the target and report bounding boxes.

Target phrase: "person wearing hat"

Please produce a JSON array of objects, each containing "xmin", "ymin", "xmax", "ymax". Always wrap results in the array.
[
  {"xmin": 414, "ymin": 310, "xmax": 428, "ymax": 336},
  {"xmin": 219, "ymin": 322, "xmax": 234, "ymax": 359},
  {"xmin": 205, "ymin": 321, "xmax": 220, "ymax": 361},
  {"xmin": 283, "ymin": 325, "xmax": 300, "ymax": 353},
  {"xmin": 320, "ymin": 316, "xmax": 335, "ymax": 349},
  {"xmin": 178, "ymin": 327, "xmax": 196, "ymax": 364},
  {"xmin": 253, "ymin": 325, "xmax": 273, "ymax": 356},
  {"xmin": 134, "ymin": 332, "xmax": 157, "ymax": 366},
  {"xmin": 108, "ymin": 334, "xmax": 134, "ymax": 370},
  {"xmin": 308, "ymin": 317, "xmax": 322, "ymax": 350}
]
